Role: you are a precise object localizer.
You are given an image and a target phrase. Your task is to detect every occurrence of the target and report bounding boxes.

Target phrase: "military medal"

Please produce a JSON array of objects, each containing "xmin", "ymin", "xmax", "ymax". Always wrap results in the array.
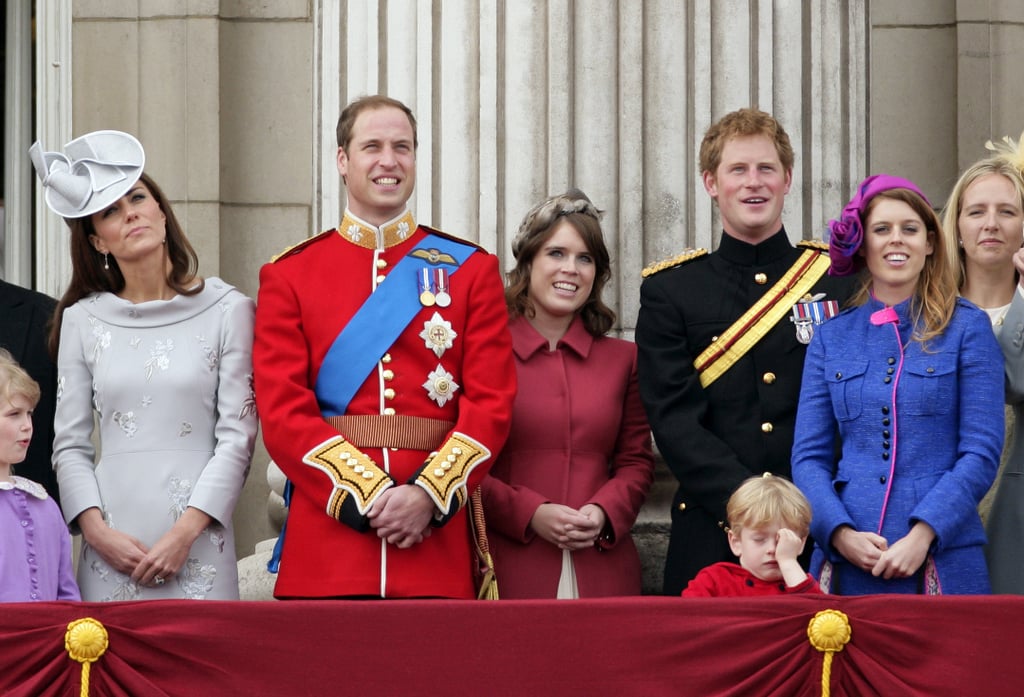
[
  {"xmin": 791, "ymin": 295, "xmax": 840, "ymax": 344},
  {"xmin": 420, "ymin": 311, "xmax": 457, "ymax": 358},
  {"xmin": 423, "ymin": 364, "xmax": 459, "ymax": 407},
  {"xmin": 418, "ymin": 268, "xmax": 436, "ymax": 307},
  {"xmin": 434, "ymin": 268, "xmax": 451, "ymax": 307}
]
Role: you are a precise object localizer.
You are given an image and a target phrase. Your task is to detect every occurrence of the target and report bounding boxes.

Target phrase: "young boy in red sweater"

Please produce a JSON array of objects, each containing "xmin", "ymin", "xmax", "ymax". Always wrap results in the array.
[{"xmin": 683, "ymin": 474, "xmax": 821, "ymax": 597}]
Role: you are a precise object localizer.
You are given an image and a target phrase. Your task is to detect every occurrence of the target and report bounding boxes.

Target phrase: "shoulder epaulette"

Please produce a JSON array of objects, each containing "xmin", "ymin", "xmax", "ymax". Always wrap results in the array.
[
  {"xmin": 641, "ymin": 248, "xmax": 709, "ymax": 278},
  {"xmin": 419, "ymin": 225, "xmax": 486, "ymax": 253},
  {"xmin": 797, "ymin": 239, "xmax": 829, "ymax": 252},
  {"xmin": 270, "ymin": 229, "xmax": 336, "ymax": 263}
]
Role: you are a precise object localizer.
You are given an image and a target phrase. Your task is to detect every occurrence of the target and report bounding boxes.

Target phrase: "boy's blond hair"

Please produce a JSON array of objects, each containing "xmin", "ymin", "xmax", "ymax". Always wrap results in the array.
[
  {"xmin": 726, "ymin": 474, "xmax": 811, "ymax": 537},
  {"xmin": 0, "ymin": 348, "xmax": 41, "ymax": 408}
]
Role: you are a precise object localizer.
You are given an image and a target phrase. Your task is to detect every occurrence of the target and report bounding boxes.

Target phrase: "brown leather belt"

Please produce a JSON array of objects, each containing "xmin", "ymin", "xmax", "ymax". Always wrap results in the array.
[{"xmin": 325, "ymin": 415, "xmax": 455, "ymax": 451}]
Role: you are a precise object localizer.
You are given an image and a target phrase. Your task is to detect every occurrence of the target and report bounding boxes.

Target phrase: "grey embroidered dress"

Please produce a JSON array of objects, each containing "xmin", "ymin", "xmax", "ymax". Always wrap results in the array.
[{"xmin": 53, "ymin": 278, "xmax": 256, "ymax": 601}]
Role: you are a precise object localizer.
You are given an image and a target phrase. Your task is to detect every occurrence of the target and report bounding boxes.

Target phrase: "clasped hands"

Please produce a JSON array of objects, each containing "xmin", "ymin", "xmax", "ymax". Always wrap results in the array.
[
  {"xmin": 832, "ymin": 521, "xmax": 936, "ymax": 579},
  {"xmin": 367, "ymin": 484, "xmax": 436, "ymax": 549},
  {"xmin": 530, "ymin": 503, "xmax": 607, "ymax": 550}
]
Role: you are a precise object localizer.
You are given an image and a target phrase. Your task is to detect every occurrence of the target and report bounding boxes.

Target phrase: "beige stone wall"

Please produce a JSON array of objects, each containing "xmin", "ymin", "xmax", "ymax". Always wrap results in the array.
[
  {"xmin": 63, "ymin": 2, "xmax": 1024, "ymax": 569},
  {"xmin": 869, "ymin": 0, "xmax": 1024, "ymax": 204},
  {"xmin": 69, "ymin": 2, "xmax": 314, "ymax": 557}
]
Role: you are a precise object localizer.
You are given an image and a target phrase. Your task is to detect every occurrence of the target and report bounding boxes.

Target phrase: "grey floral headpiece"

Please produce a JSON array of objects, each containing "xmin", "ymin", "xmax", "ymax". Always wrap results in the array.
[{"xmin": 512, "ymin": 188, "xmax": 603, "ymax": 259}]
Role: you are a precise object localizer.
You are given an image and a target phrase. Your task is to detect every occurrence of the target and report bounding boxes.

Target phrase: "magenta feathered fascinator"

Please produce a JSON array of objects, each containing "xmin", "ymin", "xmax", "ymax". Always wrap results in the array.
[{"xmin": 826, "ymin": 174, "xmax": 930, "ymax": 276}]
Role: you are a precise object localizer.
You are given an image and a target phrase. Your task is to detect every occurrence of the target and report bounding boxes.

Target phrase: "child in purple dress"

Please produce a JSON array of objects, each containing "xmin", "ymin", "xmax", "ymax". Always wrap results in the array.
[{"xmin": 0, "ymin": 349, "xmax": 79, "ymax": 601}]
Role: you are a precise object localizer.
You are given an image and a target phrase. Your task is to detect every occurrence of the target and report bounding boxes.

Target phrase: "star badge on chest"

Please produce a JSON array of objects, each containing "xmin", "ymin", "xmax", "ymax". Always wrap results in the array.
[{"xmin": 419, "ymin": 311, "xmax": 458, "ymax": 358}]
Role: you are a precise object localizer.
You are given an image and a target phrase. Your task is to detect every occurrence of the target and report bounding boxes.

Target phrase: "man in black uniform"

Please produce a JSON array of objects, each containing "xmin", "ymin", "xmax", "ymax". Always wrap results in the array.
[
  {"xmin": 0, "ymin": 278, "xmax": 59, "ymax": 502},
  {"xmin": 636, "ymin": 108, "xmax": 854, "ymax": 595}
]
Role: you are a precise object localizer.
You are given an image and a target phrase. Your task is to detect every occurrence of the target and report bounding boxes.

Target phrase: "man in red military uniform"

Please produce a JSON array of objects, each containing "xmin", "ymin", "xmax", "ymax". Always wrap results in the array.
[{"xmin": 254, "ymin": 95, "xmax": 515, "ymax": 598}]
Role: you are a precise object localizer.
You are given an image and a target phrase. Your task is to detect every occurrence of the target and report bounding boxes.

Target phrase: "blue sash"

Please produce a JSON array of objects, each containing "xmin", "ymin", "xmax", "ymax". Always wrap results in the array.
[
  {"xmin": 268, "ymin": 231, "xmax": 477, "ymax": 573},
  {"xmin": 313, "ymin": 233, "xmax": 476, "ymax": 415}
]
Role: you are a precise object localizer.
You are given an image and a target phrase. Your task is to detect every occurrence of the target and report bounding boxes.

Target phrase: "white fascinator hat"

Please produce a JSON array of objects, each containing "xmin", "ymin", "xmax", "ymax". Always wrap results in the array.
[{"xmin": 29, "ymin": 130, "xmax": 145, "ymax": 219}]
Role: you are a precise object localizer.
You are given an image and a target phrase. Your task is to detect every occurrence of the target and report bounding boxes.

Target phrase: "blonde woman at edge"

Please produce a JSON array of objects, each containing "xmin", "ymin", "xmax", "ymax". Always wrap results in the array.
[{"xmin": 942, "ymin": 136, "xmax": 1024, "ymax": 594}]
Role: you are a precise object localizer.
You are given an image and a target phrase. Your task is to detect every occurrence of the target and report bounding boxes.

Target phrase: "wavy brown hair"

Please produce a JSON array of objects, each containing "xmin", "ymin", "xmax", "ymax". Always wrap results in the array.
[
  {"xmin": 47, "ymin": 172, "xmax": 202, "ymax": 359},
  {"xmin": 506, "ymin": 189, "xmax": 616, "ymax": 337},
  {"xmin": 849, "ymin": 188, "xmax": 956, "ymax": 345}
]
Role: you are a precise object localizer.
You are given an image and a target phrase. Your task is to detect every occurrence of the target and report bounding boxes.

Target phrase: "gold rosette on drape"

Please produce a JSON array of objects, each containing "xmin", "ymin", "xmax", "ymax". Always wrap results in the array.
[
  {"xmin": 65, "ymin": 618, "xmax": 109, "ymax": 697},
  {"xmin": 807, "ymin": 609, "xmax": 852, "ymax": 697}
]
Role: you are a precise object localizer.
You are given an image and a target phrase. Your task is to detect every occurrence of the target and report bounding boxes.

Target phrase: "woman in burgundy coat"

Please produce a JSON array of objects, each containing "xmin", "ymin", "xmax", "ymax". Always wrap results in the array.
[{"xmin": 482, "ymin": 190, "xmax": 654, "ymax": 598}]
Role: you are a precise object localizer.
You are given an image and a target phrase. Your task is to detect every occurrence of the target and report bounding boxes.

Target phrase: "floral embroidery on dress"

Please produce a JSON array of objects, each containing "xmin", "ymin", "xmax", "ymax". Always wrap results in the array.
[
  {"xmin": 112, "ymin": 410, "xmax": 138, "ymax": 438},
  {"xmin": 168, "ymin": 477, "xmax": 192, "ymax": 519},
  {"xmin": 130, "ymin": 336, "xmax": 141, "ymax": 349},
  {"xmin": 205, "ymin": 525, "xmax": 226, "ymax": 554},
  {"xmin": 144, "ymin": 339, "xmax": 174, "ymax": 380},
  {"xmin": 179, "ymin": 558, "xmax": 217, "ymax": 600},
  {"xmin": 56, "ymin": 375, "xmax": 65, "ymax": 403},
  {"xmin": 196, "ymin": 334, "xmax": 219, "ymax": 371},
  {"xmin": 105, "ymin": 576, "xmax": 142, "ymax": 602},
  {"xmin": 88, "ymin": 317, "xmax": 111, "ymax": 362},
  {"xmin": 141, "ymin": 395, "xmax": 153, "ymax": 408},
  {"xmin": 179, "ymin": 422, "xmax": 193, "ymax": 437},
  {"xmin": 239, "ymin": 374, "xmax": 257, "ymax": 419}
]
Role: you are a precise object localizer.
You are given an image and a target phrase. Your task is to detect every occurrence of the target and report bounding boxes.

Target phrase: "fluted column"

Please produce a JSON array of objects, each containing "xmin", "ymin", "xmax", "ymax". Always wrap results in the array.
[{"xmin": 319, "ymin": 0, "xmax": 868, "ymax": 336}]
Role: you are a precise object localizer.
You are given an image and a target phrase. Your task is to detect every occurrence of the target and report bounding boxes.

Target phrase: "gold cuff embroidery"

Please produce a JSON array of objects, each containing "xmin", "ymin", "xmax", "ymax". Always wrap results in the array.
[
  {"xmin": 414, "ymin": 432, "xmax": 490, "ymax": 514},
  {"xmin": 304, "ymin": 436, "xmax": 393, "ymax": 516}
]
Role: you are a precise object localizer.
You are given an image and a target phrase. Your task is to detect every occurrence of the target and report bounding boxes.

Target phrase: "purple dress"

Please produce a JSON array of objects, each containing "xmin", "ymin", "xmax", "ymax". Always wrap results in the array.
[{"xmin": 0, "ymin": 476, "xmax": 79, "ymax": 601}]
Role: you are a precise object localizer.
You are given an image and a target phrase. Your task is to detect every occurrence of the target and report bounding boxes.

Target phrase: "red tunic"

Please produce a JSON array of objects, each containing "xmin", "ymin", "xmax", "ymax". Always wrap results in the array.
[
  {"xmin": 254, "ymin": 211, "xmax": 515, "ymax": 598},
  {"xmin": 682, "ymin": 562, "xmax": 822, "ymax": 597},
  {"xmin": 482, "ymin": 316, "xmax": 654, "ymax": 597}
]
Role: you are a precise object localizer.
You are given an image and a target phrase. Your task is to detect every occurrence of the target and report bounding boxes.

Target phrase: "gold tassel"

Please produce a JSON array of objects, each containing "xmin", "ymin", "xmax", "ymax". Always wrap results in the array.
[
  {"xmin": 807, "ymin": 609, "xmax": 852, "ymax": 697},
  {"xmin": 65, "ymin": 618, "xmax": 109, "ymax": 697},
  {"xmin": 470, "ymin": 487, "xmax": 499, "ymax": 600}
]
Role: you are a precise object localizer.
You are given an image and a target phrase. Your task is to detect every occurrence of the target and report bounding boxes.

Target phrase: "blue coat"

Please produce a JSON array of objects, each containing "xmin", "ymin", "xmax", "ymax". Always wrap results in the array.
[{"xmin": 792, "ymin": 296, "xmax": 1004, "ymax": 594}]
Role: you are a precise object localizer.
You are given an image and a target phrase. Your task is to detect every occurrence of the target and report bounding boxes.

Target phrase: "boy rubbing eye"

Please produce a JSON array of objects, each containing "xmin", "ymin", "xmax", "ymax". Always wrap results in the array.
[{"xmin": 682, "ymin": 474, "xmax": 822, "ymax": 597}]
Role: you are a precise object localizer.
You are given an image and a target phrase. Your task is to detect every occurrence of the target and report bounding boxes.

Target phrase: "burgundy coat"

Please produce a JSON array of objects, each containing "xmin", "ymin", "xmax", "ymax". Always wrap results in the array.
[{"xmin": 482, "ymin": 316, "xmax": 654, "ymax": 597}]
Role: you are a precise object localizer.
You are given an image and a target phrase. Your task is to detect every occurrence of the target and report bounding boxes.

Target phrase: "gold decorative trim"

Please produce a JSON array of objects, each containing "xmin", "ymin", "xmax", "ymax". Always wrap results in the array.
[
  {"xmin": 414, "ymin": 432, "xmax": 490, "ymax": 514},
  {"xmin": 641, "ymin": 248, "xmax": 708, "ymax": 277},
  {"xmin": 304, "ymin": 436, "xmax": 393, "ymax": 516}
]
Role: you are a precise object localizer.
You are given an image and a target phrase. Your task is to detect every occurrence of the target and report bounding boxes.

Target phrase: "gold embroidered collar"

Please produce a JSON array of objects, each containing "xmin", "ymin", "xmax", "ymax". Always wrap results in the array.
[{"xmin": 338, "ymin": 210, "xmax": 417, "ymax": 250}]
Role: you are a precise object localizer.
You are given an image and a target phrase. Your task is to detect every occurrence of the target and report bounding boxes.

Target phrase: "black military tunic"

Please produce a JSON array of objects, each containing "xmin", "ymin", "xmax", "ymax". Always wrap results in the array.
[{"xmin": 636, "ymin": 228, "xmax": 855, "ymax": 595}]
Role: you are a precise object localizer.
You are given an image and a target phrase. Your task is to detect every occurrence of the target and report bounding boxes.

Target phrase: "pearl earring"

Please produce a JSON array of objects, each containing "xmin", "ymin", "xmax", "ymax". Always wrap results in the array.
[{"xmin": 104, "ymin": 253, "xmax": 109, "ymax": 270}]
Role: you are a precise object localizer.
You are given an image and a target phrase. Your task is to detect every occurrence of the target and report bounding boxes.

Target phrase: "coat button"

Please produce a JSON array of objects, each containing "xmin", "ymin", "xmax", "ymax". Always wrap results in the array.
[
  {"xmin": 381, "ymin": 353, "xmax": 392, "ymax": 364},
  {"xmin": 376, "ymin": 258, "xmax": 388, "ymax": 269},
  {"xmin": 382, "ymin": 369, "xmax": 394, "ymax": 380},
  {"xmin": 881, "ymin": 406, "xmax": 889, "ymax": 414},
  {"xmin": 755, "ymin": 273, "xmax": 768, "ymax": 285},
  {"xmin": 678, "ymin": 503, "xmax": 687, "ymax": 511},
  {"xmin": 375, "ymin": 274, "xmax": 386, "ymax": 283},
  {"xmin": 761, "ymin": 422, "xmax": 773, "ymax": 433},
  {"xmin": 383, "ymin": 388, "xmax": 396, "ymax": 400},
  {"xmin": 383, "ymin": 407, "xmax": 396, "ymax": 416},
  {"xmin": 763, "ymin": 372, "xmax": 776, "ymax": 384},
  {"xmin": 880, "ymin": 475, "xmax": 887, "ymax": 483}
]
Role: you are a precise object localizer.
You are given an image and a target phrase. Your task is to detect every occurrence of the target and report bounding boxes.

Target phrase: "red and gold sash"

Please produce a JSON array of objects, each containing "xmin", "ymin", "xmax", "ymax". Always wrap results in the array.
[{"xmin": 694, "ymin": 248, "xmax": 831, "ymax": 388}]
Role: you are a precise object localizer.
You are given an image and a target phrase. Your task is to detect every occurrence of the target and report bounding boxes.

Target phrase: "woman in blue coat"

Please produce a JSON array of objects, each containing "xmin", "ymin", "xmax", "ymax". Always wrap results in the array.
[{"xmin": 792, "ymin": 174, "xmax": 1004, "ymax": 595}]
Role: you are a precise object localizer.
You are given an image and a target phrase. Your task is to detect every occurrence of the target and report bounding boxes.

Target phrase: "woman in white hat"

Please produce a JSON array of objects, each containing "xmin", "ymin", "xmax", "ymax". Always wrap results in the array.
[{"xmin": 36, "ymin": 131, "xmax": 257, "ymax": 600}]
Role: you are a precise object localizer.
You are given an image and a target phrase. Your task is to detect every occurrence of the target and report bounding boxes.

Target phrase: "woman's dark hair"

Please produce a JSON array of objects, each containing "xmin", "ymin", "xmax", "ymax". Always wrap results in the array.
[{"xmin": 47, "ymin": 172, "xmax": 202, "ymax": 359}]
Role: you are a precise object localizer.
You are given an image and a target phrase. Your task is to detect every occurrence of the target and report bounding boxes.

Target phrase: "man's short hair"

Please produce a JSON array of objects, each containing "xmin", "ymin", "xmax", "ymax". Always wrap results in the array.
[
  {"xmin": 699, "ymin": 108, "xmax": 794, "ymax": 176},
  {"xmin": 336, "ymin": 95, "xmax": 418, "ymax": 151},
  {"xmin": 726, "ymin": 474, "xmax": 811, "ymax": 537}
]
